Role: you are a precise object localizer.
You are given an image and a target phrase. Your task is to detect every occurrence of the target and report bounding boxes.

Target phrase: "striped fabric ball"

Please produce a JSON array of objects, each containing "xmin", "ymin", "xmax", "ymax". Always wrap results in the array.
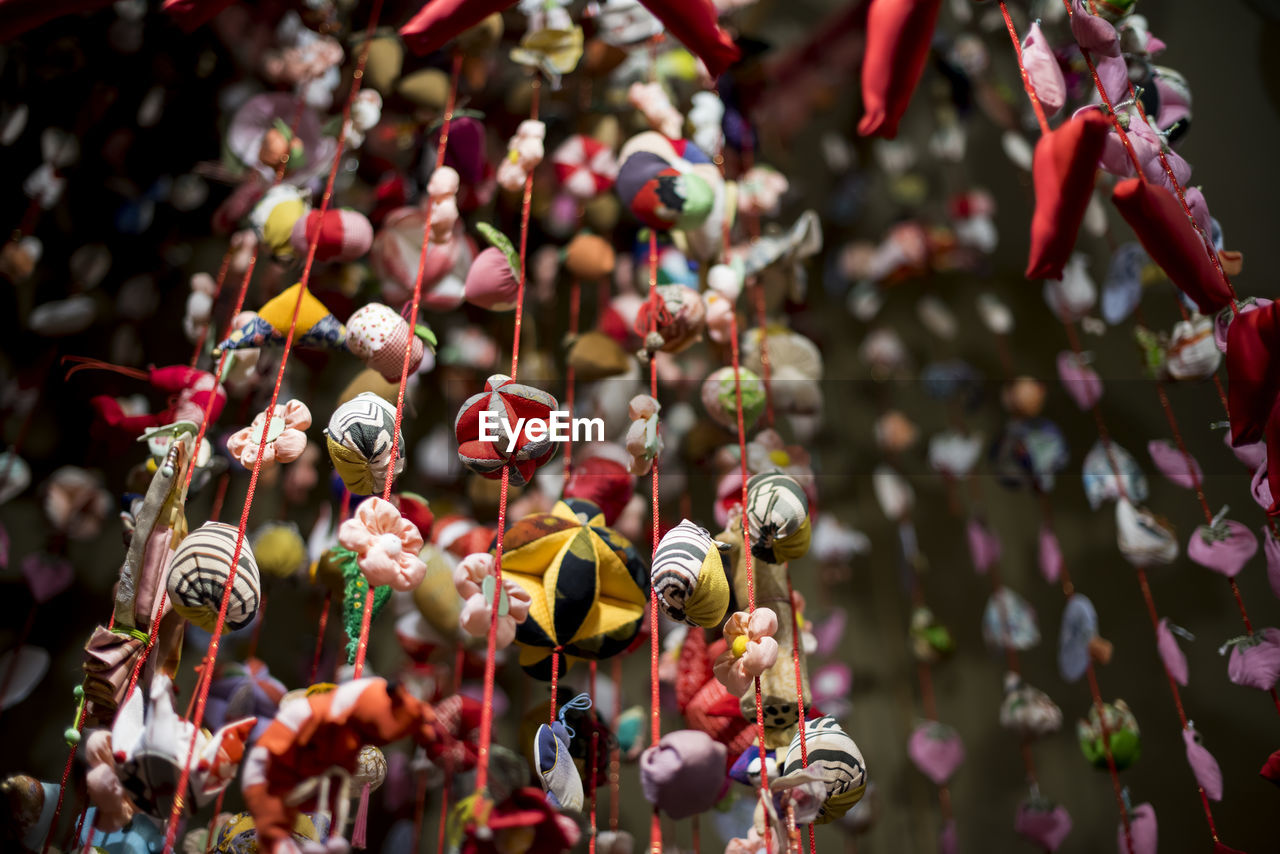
[
  {"xmin": 325, "ymin": 392, "xmax": 405, "ymax": 495},
  {"xmin": 167, "ymin": 522, "xmax": 261, "ymax": 631},
  {"xmin": 745, "ymin": 472, "xmax": 811, "ymax": 563},
  {"xmin": 781, "ymin": 716, "xmax": 867, "ymax": 824},
  {"xmin": 651, "ymin": 519, "xmax": 730, "ymax": 628}
]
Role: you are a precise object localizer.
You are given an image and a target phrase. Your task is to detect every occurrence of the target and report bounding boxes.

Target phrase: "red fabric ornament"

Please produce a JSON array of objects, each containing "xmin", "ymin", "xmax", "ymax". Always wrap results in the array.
[
  {"xmin": 391, "ymin": 492, "xmax": 435, "ymax": 542},
  {"xmin": 83, "ymin": 364, "xmax": 226, "ymax": 438},
  {"xmin": 455, "ymin": 374, "xmax": 559, "ymax": 486},
  {"xmin": 1225, "ymin": 299, "xmax": 1280, "ymax": 448},
  {"xmin": 1260, "ymin": 747, "xmax": 1280, "ymax": 787},
  {"xmin": 857, "ymin": 0, "xmax": 943, "ymax": 138},
  {"xmin": 290, "ymin": 209, "xmax": 374, "ymax": 263},
  {"xmin": 1026, "ymin": 111, "xmax": 1111, "ymax": 280},
  {"xmin": 564, "ymin": 456, "xmax": 636, "ymax": 526},
  {"xmin": 1112, "ymin": 178, "xmax": 1232, "ymax": 315},
  {"xmin": 400, "ymin": 0, "xmax": 740, "ymax": 78}
]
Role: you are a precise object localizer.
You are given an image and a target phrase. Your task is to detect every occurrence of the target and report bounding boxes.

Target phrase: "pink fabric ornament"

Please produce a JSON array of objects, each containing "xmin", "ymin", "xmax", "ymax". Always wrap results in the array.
[
  {"xmin": 938, "ymin": 819, "xmax": 957, "ymax": 854},
  {"xmin": 1182, "ymin": 726, "xmax": 1223, "ymax": 801},
  {"xmin": 1015, "ymin": 799, "xmax": 1072, "ymax": 852},
  {"xmin": 1157, "ymin": 618, "xmax": 1189, "ymax": 687},
  {"xmin": 338, "ymin": 496, "xmax": 428, "ymax": 591},
  {"xmin": 496, "ymin": 120, "xmax": 546, "ymax": 193},
  {"xmin": 346, "ymin": 303, "xmax": 426, "ymax": 383},
  {"xmin": 965, "ymin": 518, "xmax": 1001, "ymax": 574},
  {"xmin": 289, "ymin": 209, "xmax": 374, "ymax": 263},
  {"xmin": 1148, "ymin": 439, "xmax": 1202, "ymax": 489},
  {"xmin": 714, "ymin": 608, "xmax": 780, "ymax": 696},
  {"xmin": 1021, "ymin": 22, "xmax": 1066, "ymax": 115},
  {"xmin": 1251, "ymin": 460, "xmax": 1273, "ymax": 513},
  {"xmin": 1056, "ymin": 351, "xmax": 1103, "ymax": 410},
  {"xmin": 21, "ymin": 552, "xmax": 74, "ymax": 603},
  {"xmin": 1225, "ymin": 628, "xmax": 1280, "ymax": 691},
  {"xmin": 1226, "ymin": 434, "xmax": 1265, "ymax": 471},
  {"xmin": 226, "ymin": 400, "xmax": 312, "ymax": 468},
  {"xmin": 1263, "ymin": 525, "xmax": 1280, "ymax": 600},
  {"xmin": 907, "ymin": 721, "xmax": 965, "ymax": 785},
  {"xmin": 464, "ymin": 247, "xmax": 519, "ymax": 311},
  {"xmin": 1121, "ymin": 803, "xmax": 1158, "ymax": 854},
  {"xmin": 454, "ymin": 552, "xmax": 532, "ymax": 650},
  {"xmin": 624, "ymin": 394, "xmax": 662, "ymax": 476},
  {"xmin": 1187, "ymin": 516, "xmax": 1257, "ymax": 578},
  {"xmin": 370, "ymin": 208, "xmax": 467, "ymax": 308},
  {"xmin": 1038, "ymin": 526, "xmax": 1062, "ymax": 585}
]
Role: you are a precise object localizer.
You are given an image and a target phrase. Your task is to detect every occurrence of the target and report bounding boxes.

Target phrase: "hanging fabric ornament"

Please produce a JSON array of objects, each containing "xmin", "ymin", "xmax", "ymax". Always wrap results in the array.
[
  {"xmin": 1122, "ymin": 803, "xmax": 1158, "ymax": 854},
  {"xmin": 1223, "ymin": 628, "xmax": 1280, "ymax": 691},
  {"xmin": 777, "ymin": 715, "xmax": 867, "ymax": 823},
  {"xmin": 858, "ymin": 0, "xmax": 943, "ymax": 138},
  {"xmin": 1115, "ymin": 499, "xmax": 1178, "ymax": 567},
  {"xmin": 563, "ymin": 454, "xmax": 635, "ymax": 526},
  {"xmin": 1077, "ymin": 699, "xmax": 1140, "ymax": 770},
  {"xmin": 465, "ymin": 223, "xmax": 522, "ymax": 311},
  {"xmin": 907, "ymin": 721, "xmax": 965, "ymax": 785},
  {"xmin": 1020, "ymin": 21, "xmax": 1066, "ymax": 114},
  {"xmin": 167, "ymin": 521, "xmax": 262, "ymax": 632},
  {"xmin": 227, "ymin": 400, "xmax": 312, "ymax": 469},
  {"xmin": 1157, "ymin": 619, "xmax": 1191, "ymax": 686},
  {"xmin": 615, "ymin": 133, "xmax": 717, "ymax": 232},
  {"xmin": 350, "ymin": 745, "xmax": 387, "ymax": 849},
  {"xmin": 249, "ymin": 184, "xmax": 310, "ymax": 260},
  {"xmin": 1187, "ymin": 513, "xmax": 1257, "ymax": 577},
  {"xmin": 1056, "ymin": 351, "xmax": 1103, "ymax": 410},
  {"xmin": 982, "ymin": 588, "xmax": 1040, "ymax": 651},
  {"xmin": 215, "ymin": 283, "xmax": 349, "ymax": 354},
  {"xmin": 999, "ymin": 673, "xmax": 1063, "ymax": 739},
  {"xmin": 337, "ymin": 496, "xmax": 428, "ymax": 592},
  {"xmin": 713, "ymin": 608, "xmax": 780, "ymax": 695},
  {"xmin": 1147, "ymin": 439, "xmax": 1202, "ymax": 489},
  {"xmin": 1083, "ymin": 440, "xmax": 1148, "ymax": 509},
  {"xmin": 1182, "ymin": 726, "xmax": 1223, "ymax": 801},
  {"xmin": 454, "ymin": 374, "xmax": 558, "ymax": 486},
  {"xmin": 744, "ymin": 472, "xmax": 811, "ymax": 564},
  {"xmin": 499, "ymin": 498, "xmax": 648, "ymax": 678},
  {"xmin": 370, "ymin": 208, "xmax": 469, "ymax": 309},
  {"xmin": 534, "ymin": 695, "xmax": 588, "ymax": 812},
  {"xmin": 624, "ymin": 394, "xmax": 663, "ymax": 476},
  {"xmin": 1163, "ymin": 316, "xmax": 1220, "ymax": 382},
  {"xmin": 325, "ymin": 392, "xmax": 405, "ymax": 496},
  {"xmin": 1059, "ymin": 594, "xmax": 1107, "ymax": 683},
  {"xmin": 552, "ymin": 134, "xmax": 619, "ymax": 199},
  {"xmin": 81, "ymin": 364, "xmax": 226, "ymax": 440},
  {"xmin": 653, "ymin": 519, "xmax": 731, "ymax": 628},
  {"xmin": 1015, "ymin": 796, "xmax": 1073, "ymax": 852},
  {"xmin": 639, "ymin": 729, "xmax": 728, "ymax": 820},
  {"xmin": 346, "ymin": 303, "xmax": 431, "ymax": 383},
  {"xmin": 289, "ymin": 208, "xmax": 374, "ymax": 263},
  {"xmin": 702, "ymin": 366, "xmax": 765, "ymax": 433},
  {"xmin": 1026, "ymin": 111, "xmax": 1111, "ymax": 279},
  {"xmin": 454, "ymin": 552, "xmax": 532, "ymax": 649},
  {"xmin": 635, "ymin": 283, "xmax": 707, "ymax": 356},
  {"xmin": 1112, "ymin": 178, "xmax": 1232, "ymax": 315}
]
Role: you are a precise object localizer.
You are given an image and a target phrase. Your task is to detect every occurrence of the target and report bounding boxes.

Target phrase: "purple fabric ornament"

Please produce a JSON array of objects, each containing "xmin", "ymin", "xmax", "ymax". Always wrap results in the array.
[
  {"xmin": 1157, "ymin": 618, "xmax": 1189, "ymax": 686},
  {"xmin": 1057, "ymin": 351, "xmax": 1103, "ymax": 410},
  {"xmin": 812, "ymin": 607, "xmax": 847, "ymax": 657},
  {"xmin": 1263, "ymin": 525, "xmax": 1280, "ymax": 600},
  {"xmin": 1225, "ymin": 628, "xmax": 1280, "ymax": 691},
  {"xmin": 1121, "ymin": 803, "xmax": 1158, "ymax": 854},
  {"xmin": 966, "ymin": 518, "xmax": 1001, "ymax": 574},
  {"xmin": 1251, "ymin": 461, "xmax": 1273, "ymax": 512},
  {"xmin": 640, "ymin": 729, "xmax": 728, "ymax": 819},
  {"xmin": 1183, "ymin": 726, "xmax": 1223, "ymax": 801},
  {"xmin": 1022, "ymin": 22, "xmax": 1066, "ymax": 115},
  {"xmin": 1147, "ymin": 439, "xmax": 1202, "ymax": 489},
  {"xmin": 908, "ymin": 721, "xmax": 965, "ymax": 785},
  {"xmin": 1187, "ymin": 517, "xmax": 1257, "ymax": 577},
  {"xmin": 1015, "ymin": 799, "xmax": 1073, "ymax": 852},
  {"xmin": 1039, "ymin": 525, "xmax": 1063, "ymax": 585},
  {"xmin": 21, "ymin": 552, "xmax": 73, "ymax": 603},
  {"xmin": 1227, "ymin": 434, "xmax": 1265, "ymax": 470}
]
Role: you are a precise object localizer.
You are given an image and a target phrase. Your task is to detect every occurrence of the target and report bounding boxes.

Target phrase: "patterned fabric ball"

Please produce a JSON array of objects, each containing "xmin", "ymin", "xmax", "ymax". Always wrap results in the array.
[
  {"xmin": 781, "ymin": 716, "xmax": 867, "ymax": 824},
  {"xmin": 652, "ymin": 519, "xmax": 730, "ymax": 628},
  {"xmin": 353, "ymin": 745, "xmax": 388, "ymax": 791},
  {"xmin": 346, "ymin": 303, "xmax": 424, "ymax": 383},
  {"xmin": 325, "ymin": 392, "xmax": 405, "ymax": 496},
  {"xmin": 454, "ymin": 374, "xmax": 559, "ymax": 487},
  {"xmin": 745, "ymin": 472, "xmax": 811, "ymax": 564},
  {"xmin": 167, "ymin": 522, "xmax": 261, "ymax": 632}
]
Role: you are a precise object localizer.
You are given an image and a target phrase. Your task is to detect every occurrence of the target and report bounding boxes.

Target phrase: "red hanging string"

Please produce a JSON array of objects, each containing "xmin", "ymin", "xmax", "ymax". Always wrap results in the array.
[
  {"xmin": 160, "ymin": 6, "xmax": 384, "ymax": 850},
  {"xmin": 785, "ymin": 576, "xmax": 817, "ymax": 854},
  {"xmin": 563, "ymin": 277, "xmax": 581, "ymax": 481},
  {"xmin": 308, "ymin": 591, "xmax": 331, "ymax": 686},
  {"xmin": 473, "ymin": 74, "xmax": 541, "ymax": 800},
  {"xmin": 202, "ymin": 789, "xmax": 227, "ymax": 854},
  {"xmin": 588, "ymin": 659, "xmax": 599, "ymax": 854},
  {"xmin": 645, "ymin": 228, "xmax": 664, "ymax": 854},
  {"xmin": 609, "ymin": 655, "xmax": 622, "ymax": 831},
  {"xmin": 189, "ymin": 246, "xmax": 235, "ymax": 369},
  {"xmin": 997, "ymin": 1, "xmax": 1051, "ymax": 136},
  {"xmin": 549, "ymin": 647, "xmax": 563, "ymax": 724}
]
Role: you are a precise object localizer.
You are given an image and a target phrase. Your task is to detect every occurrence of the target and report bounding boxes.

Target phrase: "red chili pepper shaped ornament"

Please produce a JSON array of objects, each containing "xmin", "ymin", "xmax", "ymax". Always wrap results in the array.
[{"xmin": 857, "ymin": 0, "xmax": 944, "ymax": 139}]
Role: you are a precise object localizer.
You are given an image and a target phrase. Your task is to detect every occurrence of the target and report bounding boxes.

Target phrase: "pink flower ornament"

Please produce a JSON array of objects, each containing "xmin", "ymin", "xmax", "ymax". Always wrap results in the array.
[
  {"xmin": 454, "ymin": 552, "xmax": 532, "ymax": 649},
  {"xmin": 226, "ymin": 399, "xmax": 311, "ymax": 468},
  {"xmin": 338, "ymin": 496, "xmax": 427, "ymax": 591},
  {"xmin": 714, "ymin": 608, "xmax": 780, "ymax": 695}
]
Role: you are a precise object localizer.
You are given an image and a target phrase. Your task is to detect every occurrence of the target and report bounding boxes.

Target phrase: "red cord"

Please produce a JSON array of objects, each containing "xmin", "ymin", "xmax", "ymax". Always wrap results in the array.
[
  {"xmin": 997, "ymin": 1, "xmax": 1052, "ymax": 136},
  {"xmin": 472, "ymin": 73, "xmax": 541, "ymax": 800},
  {"xmin": 588, "ymin": 659, "xmax": 599, "ymax": 854},
  {"xmin": 160, "ymin": 7, "xmax": 384, "ymax": 849},
  {"xmin": 563, "ymin": 277, "xmax": 581, "ymax": 482},
  {"xmin": 189, "ymin": 246, "xmax": 234, "ymax": 369},
  {"xmin": 645, "ymin": 228, "xmax": 663, "ymax": 854},
  {"xmin": 785, "ymin": 576, "xmax": 817, "ymax": 854}
]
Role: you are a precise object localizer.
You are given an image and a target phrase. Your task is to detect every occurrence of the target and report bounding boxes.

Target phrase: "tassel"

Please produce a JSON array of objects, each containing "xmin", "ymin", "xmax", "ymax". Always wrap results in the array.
[
  {"xmin": 353, "ymin": 782, "xmax": 371, "ymax": 849},
  {"xmin": 60, "ymin": 355, "xmax": 150, "ymax": 381}
]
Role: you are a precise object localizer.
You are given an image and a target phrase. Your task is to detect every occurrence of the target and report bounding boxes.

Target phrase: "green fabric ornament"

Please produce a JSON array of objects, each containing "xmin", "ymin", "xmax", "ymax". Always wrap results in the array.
[{"xmin": 332, "ymin": 545, "xmax": 393, "ymax": 663}]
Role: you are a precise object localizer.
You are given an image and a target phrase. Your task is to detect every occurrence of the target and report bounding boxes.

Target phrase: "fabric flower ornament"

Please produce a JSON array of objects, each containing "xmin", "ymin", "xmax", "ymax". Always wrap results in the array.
[
  {"xmin": 1077, "ymin": 699, "xmax": 1140, "ymax": 770},
  {"xmin": 496, "ymin": 120, "xmax": 546, "ymax": 193},
  {"xmin": 1020, "ymin": 22, "xmax": 1065, "ymax": 115},
  {"xmin": 453, "ymin": 552, "xmax": 531, "ymax": 649},
  {"xmin": 628, "ymin": 81, "xmax": 683, "ymax": 139},
  {"xmin": 338, "ymin": 496, "xmax": 428, "ymax": 591},
  {"xmin": 1223, "ymin": 628, "xmax": 1280, "ymax": 691},
  {"xmin": 226, "ymin": 400, "xmax": 312, "ymax": 468},
  {"xmin": 713, "ymin": 608, "xmax": 780, "ymax": 695},
  {"xmin": 1187, "ymin": 511, "xmax": 1257, "ymax": 577},
  {"xmin": 624, "ymin": 394, "xmax": 663, "ymax": 475}
]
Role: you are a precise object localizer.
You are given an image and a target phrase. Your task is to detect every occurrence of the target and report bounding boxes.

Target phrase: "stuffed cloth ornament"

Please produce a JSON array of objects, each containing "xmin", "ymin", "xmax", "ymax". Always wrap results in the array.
[
  {"xmin": 1082, "ymin": 440, "xmax": 1148, "ymax": 509},
  {"xmin": 338, "ymin": 496, "xmax": 428, "ymax": 592},
  {"xmin": 675, "ymin": 629, "xmax": 756, "ymax": 754},
  {"xmin": 858, "ymin": 0, "xmax": 944, "ymax": 138},
  {"xmin": 1112, "ymin": 178, "xmax": 1232, "ymax": 315},
  {"xmin": 1059, "ymin": 594, "xmax": 1101, "ymax": 683},
  {"xmin": 624, "ymin": 394, "xmax": 663, "ymax": 476},
  {"xmin": 1026, "ymin": 111, "xmax": 1111, "ymax": 280},
  {"xmin": 1261, "ymin": 749, "xmax": 1280, "ymax": 787},
  {"xmin": 1021, "ymin": 22, "xmax": 1066, "ymax": 115},
  {"xmin": 1225, "ymin": 300, "xmax": 1280, "ymax": 515},
  {"xmin": 1078, "ymin": 700, "xmax": 1140, "ymax": 770},
  {"xmin": 745, "ymin": 472, "xmax": 811, "ymax": 563},
  {"xmin": 653, "ymin": 519, "xmax": 731, "ymax": 628},
  {"xmin": 167, "ymin": 521, "xmax": 261, "ymax": 632},
  {"xmin": 85, "ymin": 365, "xmax": 226, "ymax": 439},
  {"xmin": 346, "ymin": 303, "xmax": 426, "ymax": 383},
  {"xmin": 1015, "ymin": 798, "xmax": 1073, "ymax": 852},
  {"xmin": 562, "ymin": 455, "xmax": 634, "ymax": 526},
  {"xmin": 1122, "ymin": 803, "xmax": 1158, "ymax": 854},
  {"xmin": 1148, "ymin": 439, "xmax": 1203, "ymax": 490},
  {"xmin": 552, "ymin": 135, "xmax": 619, "ymax": 199},
  {"xmin": 204, "ymin": 657, "xmax": 287, "ymax": 745},
  {"xmin": 400, "ymin": 0, "xmax": 739, "ymax": 77},
  {"xmin": 1115, "ymin": 498, "xmax": 1179, "ymax": 567},
  {"xmin": 498, "ymin": 498, "xmax": 648, "ymax": 679},
  {"xmin": 454, "ymin": 552, "xmax": 531, "ymax": 649},
  {"xmin": 635, "ymin": 282, "xmax": 707, "ymax": 355},
  {"xmin": 111, "ymin": 675, "xmax": 255, "ymax": 818},
  {"xmin": 568, "ymin": 331, "xmax": 631, "ymax": 383},
  {"xmin": 713, "ymin": 608, "xmax": 780, "ymax": 695},
  {"xmin": 999, "ymin": 673, "xmax": 1063, "ymax": 738},
  {"xmin": 370, "ymin": 209, "xmax": 468, "ymax": 309},
  {"xmin": 908, "ymin": 721, "xmax": 965, "ymax": 785},
  {"xmin": 454, "ymin": 374, "xmax": 559, "ymax": 487},
  {"xmin": 289, "ymin": 208, "xmax": 373, "ymax": 263},
  {"xmin": 215, "ymin": 283, "xmax": 348, "ymax": 354},
  {"xmin": 324, "ymin": 392, "xmax": 405, "ymax": 496},
  {"xmin": 616, "ymin": 149, "xmax": 715, "ymax": 232},
  {"xmin": 639, "ymin": 729, "xmax": 727, "ymax": 819},
  {"xmin": 226, "ymin": 400, "xmax": 312, "ymax": 469},
  {"xmin": 702, "ymin": 366, "xmax": 765, "ymax": 433},
  {"xmin": 1183, "ymin": 726, "xmax": 1223, "ymax": 801},
  {"xmin": 780, "ymin": 716, "xmax": 867, "ymax": 823},
  {"xmin": 535, "ymin": 696, "xmax": 588, "ymax": 811},
  {"xmin": 565, "ymin": 234, "xmax": 616, "ymax": 281},
  {"xmin": 250, "ymin": 185, "xmax": 310, "ymax": 259},
  {"xmin": 1187, "ymin": 516, "xmax": 1257, "ymax": 577},
  {"xmin": 241, "ymin": 679, "xmax": 440, "ymax": 854},
  {"xmin": 465, "ymin": 225, "xmax": 521, "ymax": 311},
  {"xmin": 1224, "ymin": 628, "xmax": 1280, "ymax": 691},
  {"xmin": 1157, "ymin": 619, "xmax": 1190, "ymax": 686}
]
